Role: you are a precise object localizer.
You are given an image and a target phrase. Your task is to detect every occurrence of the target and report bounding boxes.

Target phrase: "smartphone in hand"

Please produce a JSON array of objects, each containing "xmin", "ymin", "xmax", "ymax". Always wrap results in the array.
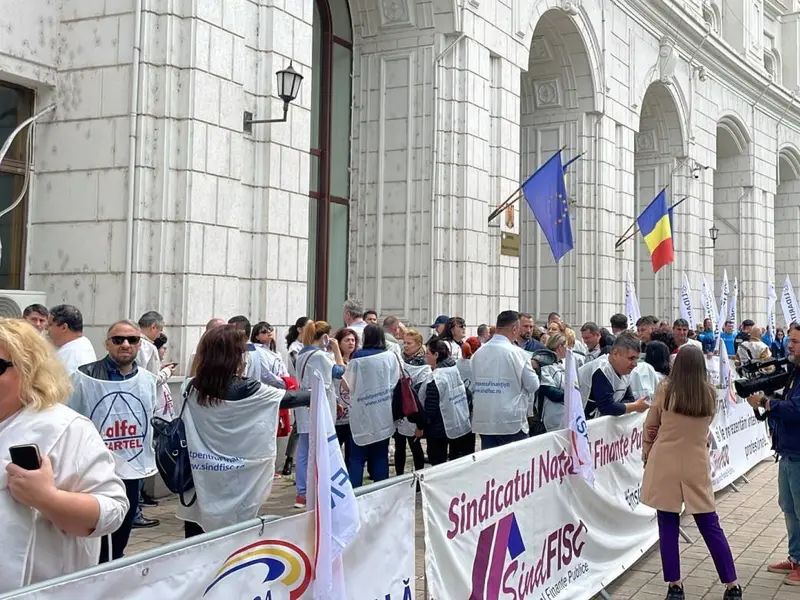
[{"xmin": 9, "ymin": 444, "xmax": 42, "ymax": 470}]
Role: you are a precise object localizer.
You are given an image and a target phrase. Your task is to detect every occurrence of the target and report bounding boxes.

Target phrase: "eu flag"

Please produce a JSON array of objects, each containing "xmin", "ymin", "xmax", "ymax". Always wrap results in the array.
[{"xmin": 521, "ymin": 150, "xmax": 574, "ymax": 262}]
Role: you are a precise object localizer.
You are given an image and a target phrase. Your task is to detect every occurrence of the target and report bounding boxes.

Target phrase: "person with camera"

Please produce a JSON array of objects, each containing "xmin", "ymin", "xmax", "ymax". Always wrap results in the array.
[{"xmin": 746, "ymin": 323, "xmax": 800, "ymax": 585}]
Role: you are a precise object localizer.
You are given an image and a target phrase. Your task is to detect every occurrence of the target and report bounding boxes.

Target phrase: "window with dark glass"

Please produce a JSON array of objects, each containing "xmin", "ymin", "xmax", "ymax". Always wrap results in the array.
[
  {"xmin": 308, "ymin": 0, "xmax": 353, "ymax": 320},
  {"xmin": 0, "ymin": 83, "xmax": 33, "ymax": 290}
]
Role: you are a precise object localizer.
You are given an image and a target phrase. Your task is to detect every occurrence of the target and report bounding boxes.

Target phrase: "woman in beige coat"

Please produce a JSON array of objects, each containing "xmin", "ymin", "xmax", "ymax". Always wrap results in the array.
[{"xmin": 642, "ymin": 346, "xmax": 742, "ymax": 600}]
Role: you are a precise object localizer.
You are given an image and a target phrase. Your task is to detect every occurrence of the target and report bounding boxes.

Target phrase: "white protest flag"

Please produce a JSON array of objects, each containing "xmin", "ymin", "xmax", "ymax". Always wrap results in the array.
[
  {"xmin": 717, "ymin": 270, "xmax": 729, "ymax": 338},
  {"xmin": 562, "ymin": 348, "xmax": 595, "ymax": 486},
  {"xmin": 308, "ymin": 371, "xmax": 360, "ymax": 599},
  {"xmin": 680, "ymin": 272, "xmax": 696, "ymax": 330},
  {"xmin": 625, "ymin": 272, "xmax": 641, "ymax": 330},
  {"xmin": 718, "ymin": 334, "xmax": 736, "ymax": 406},
  {"xmin": 781, "ymin": 276, "xmax": 799, "ymax": 327},
  {"xmin": 701, "ymin": 276, "xmax": 718, "ymax": 335},
  {"xmin": 767, "ymin": 281, "xmax": 778, "ymax": 335},
  {"xmin": 729, "ymin": 277, "xmax": 738, "ymax": 327}
]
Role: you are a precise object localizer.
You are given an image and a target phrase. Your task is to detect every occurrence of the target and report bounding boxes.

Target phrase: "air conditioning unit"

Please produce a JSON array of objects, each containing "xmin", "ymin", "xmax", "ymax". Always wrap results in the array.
[{"xmin": 0, "ymin": 290, "xmax": 48, "ymax": 318}]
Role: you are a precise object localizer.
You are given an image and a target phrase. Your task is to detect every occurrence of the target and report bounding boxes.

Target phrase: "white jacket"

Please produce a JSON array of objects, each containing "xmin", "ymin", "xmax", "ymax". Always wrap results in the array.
[
  {"xmin": 0, "ymin": 404, "xmax": 128, "ymax": 591},
  {"xmin": 470, "ymin": 334, "xmax": 540, "ymax": 435}
]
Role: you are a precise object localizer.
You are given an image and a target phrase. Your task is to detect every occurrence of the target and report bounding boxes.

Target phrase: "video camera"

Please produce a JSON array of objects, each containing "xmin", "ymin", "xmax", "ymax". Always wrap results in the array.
[{"xmin": 733, "ymin": 357, "xmax": 792, "ymax": 398}]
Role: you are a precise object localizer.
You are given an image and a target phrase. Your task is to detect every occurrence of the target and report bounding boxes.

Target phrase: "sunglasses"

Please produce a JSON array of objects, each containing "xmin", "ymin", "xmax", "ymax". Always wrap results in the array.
[
  {"xmin": 109, "ymin": 335, "xmax": 141, "ymax": 346},
  {"xmin": 0, "ymin": 359, "xmax": 13, "ymax": 376}
]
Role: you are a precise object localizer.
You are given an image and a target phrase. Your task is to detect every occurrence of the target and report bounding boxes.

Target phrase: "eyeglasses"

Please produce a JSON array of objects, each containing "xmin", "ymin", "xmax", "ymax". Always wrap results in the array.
[
  {"xmin": 109, "ymin": 335, "xmax": 141, "ymax": 346},
  {"xmin": 0, "ymin": 359, "xmax": 13, "ymax": 376}
]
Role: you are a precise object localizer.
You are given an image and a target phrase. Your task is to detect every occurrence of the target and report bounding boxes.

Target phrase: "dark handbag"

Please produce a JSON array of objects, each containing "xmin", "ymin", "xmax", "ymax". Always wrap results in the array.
[
  {"xmin": 392, "ymin": 355, "xmax": 420, "ymax": 421},
  {"xmin": 151, "ymin": 385, "xmax": 196, "ymax": 507}
]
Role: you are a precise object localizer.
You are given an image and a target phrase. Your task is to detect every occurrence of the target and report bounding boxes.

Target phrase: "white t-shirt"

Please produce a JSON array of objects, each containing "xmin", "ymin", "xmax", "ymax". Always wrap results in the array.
[
  {"xmin": 349, "ymin": 320, "xmax": 368, "ymax": 346},
  {"xmin": 56, "ymin": 336, "xmax": 97, "ymax": 373}
]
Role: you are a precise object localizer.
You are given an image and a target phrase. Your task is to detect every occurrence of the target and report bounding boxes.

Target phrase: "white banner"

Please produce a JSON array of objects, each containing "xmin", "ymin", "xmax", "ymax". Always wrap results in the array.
[
  {"xmin": 625, "ymin": 273, "xmax": 641, "ymax": 330},
  {"xmin": 729, "ymin": 277, "xmax": 738, "ymax": 327},
  {"xmin": 781, "ymin": 276, "xmax": 799, "ymax": 327},
  {"xmin": 768, "ymin": 282, "xmax": 778, "ymax": 335},
  {"xmin": 421, "ymin": 406, "xmax": 771, "ymax": 600},
  {"xmin": 717, "ymin": 270, "xmax": 729, "ymax": 337},
  {"xmin": 701, "ymin": 276, "xmax": 717, "ymax": 335},
  {"xmin": 5, "ymin": 481, "xmax": 416, "ymax": 600},
  {"xmin": 421, "ymin": 414, "xmax": 658, "ymax": 600},
  {"xmin": 710, "ymin": 389, "xmax": 772, "ymax": 492},
  {"xmin": 679, "ymin": 272, "xmax": 696, "ymax": 330}
]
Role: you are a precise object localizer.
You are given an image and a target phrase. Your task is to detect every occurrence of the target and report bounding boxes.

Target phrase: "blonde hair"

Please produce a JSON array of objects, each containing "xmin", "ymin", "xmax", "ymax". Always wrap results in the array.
[
  {"xmin": 0, "ymin": 319, "xmax": 72, "ymax": 410},
  {"xmin": 564, "ymin": 328, "xmax": 576, "ymax": 348},
  {"xmin": 301, "ymin": 320, "xmax": 331, "ymax": 346},
  {"xmin": 547, "ymin": 333, "xmax": 566, "ymax": 351},
  {"xmin": 404, "ymin": 329, "xmax": 424, "ymax": 346}
]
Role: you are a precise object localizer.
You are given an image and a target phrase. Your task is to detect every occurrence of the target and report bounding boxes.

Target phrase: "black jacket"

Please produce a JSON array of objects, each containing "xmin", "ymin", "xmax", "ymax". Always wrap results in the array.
[{"xmin": 421, "ymin": 358, "xmax": 457, "ymax": 440}]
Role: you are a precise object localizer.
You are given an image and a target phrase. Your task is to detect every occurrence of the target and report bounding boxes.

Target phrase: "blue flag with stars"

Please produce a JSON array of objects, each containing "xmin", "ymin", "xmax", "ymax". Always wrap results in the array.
[{"xmin": 521, "ymin": 150, "xmax": 574, "ymax": 262}]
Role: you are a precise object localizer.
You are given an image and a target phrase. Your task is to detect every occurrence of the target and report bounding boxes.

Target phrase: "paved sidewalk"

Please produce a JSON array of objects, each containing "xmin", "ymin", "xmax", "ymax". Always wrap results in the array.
[
  {"xmin": 129, "ymin": 459, "xmax": 797, "ymax": 599},
  {"xmin": 601, "ymin": 459, "xmax": 799, "ymax": 600}
]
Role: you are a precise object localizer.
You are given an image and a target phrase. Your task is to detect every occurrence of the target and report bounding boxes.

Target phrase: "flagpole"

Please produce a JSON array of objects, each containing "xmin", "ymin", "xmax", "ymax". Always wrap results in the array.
[
  {"xmin": 615, "ymin": 185, "xmax": 669, "ymax": 248},
  {"xmin": 614, "ymin": 195, "xmax": 688, "ymax": 249},
  {"xmin": 487, "ymin": 144, "xmax": 568, "ymax": 223}
]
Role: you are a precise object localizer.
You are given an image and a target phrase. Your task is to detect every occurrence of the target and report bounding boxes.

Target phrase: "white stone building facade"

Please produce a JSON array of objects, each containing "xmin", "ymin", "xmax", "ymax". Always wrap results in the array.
[{"xmin": 1, "ymin": 0, "xmax": 800, "ymax": 363}]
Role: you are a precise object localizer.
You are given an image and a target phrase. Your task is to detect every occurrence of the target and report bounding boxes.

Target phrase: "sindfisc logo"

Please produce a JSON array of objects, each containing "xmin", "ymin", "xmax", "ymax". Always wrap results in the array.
[{"xmin": 470, "ymin": 513, "xmax": 588, "ymax": 600}]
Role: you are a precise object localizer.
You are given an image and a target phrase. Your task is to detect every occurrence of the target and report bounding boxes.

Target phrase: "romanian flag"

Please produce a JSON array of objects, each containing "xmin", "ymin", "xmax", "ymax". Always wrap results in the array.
[{"xmin": 638, "ymin": 190, "xmax": 674, "ymax": 273}]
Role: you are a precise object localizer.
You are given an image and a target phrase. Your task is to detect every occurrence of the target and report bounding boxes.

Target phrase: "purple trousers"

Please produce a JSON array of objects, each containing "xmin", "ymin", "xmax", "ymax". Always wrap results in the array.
[{"xmin": 657, "ymin": 510, "xmax": 737, "ymax": 584}]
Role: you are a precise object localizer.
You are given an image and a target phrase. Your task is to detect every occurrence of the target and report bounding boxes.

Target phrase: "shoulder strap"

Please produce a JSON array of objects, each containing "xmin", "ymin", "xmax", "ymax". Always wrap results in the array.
[
  {"xmin": 393, "ymin": 351, "xmax": 409, "ymax": 380},
  {"xmin": 299, "ymin": 349, "xmax": 320, "ymax": 382}
]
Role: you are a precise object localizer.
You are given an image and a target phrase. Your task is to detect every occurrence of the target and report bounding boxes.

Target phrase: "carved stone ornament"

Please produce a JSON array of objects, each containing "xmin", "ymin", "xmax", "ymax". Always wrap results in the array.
[
  {"xmin": 529, "ymin": 36, "xmax": 552, "ymax": 63},
  {"xmin": 534, "ymin": 79, "xmax": 562, "ymax": 108},
  {"xmin": 658, "ymin": 35, "xmax": 677, "ymax": 84},
  {"xmin": 381, "ymin": 0, "xmax": 410, "ymax": 24},
  {"xmin": 635, "ymin": 130, "xmax": 656, "ymax": 154},
  {"xmin": 560, "ymin": 0, "xmax": 580, "ymax": 16}
]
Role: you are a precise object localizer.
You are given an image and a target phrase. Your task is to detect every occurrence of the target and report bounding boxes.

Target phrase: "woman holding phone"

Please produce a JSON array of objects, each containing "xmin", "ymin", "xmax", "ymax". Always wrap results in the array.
[
  {"xmin": 293, "ymin": 321, "xmax": 345, "ymax": 508},
  {"xmin": 0, "ymin": 318, "xmax": 128, "ymax": 591}
]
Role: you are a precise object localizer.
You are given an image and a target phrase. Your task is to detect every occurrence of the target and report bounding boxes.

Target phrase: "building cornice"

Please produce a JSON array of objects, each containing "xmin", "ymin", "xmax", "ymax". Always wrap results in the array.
[{"xmin": 622, "ymin": 0, "xmax": 800, "ymax": 129}]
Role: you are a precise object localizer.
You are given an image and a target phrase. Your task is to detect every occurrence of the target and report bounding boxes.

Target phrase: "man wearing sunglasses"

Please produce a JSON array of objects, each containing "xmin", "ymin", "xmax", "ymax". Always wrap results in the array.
[{"xmin": 67, "ymin": 320, "xmax": 158, "ymax": 564}]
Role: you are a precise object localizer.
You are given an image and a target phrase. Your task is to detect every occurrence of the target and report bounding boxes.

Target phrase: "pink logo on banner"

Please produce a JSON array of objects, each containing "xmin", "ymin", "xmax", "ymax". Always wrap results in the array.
[{"xmin": 469, "ymin": 513, "xmax": 525, "ymax": 600}]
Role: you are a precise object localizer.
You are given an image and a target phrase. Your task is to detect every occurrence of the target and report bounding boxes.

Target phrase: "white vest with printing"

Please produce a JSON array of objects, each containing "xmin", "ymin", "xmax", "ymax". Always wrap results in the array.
[
  {"xmin": 470, "ymin": 337, "xmax": 533, "ymax": 435},
  {"xmin": 578, "ymin": 355, "xmax": 606, "ymax": 407},
  {"xmin": 178, "ymin": 382, "xmax": 283, "ymax": 531},
  {"xmin": 586, "ymin": 359, "xmax": 632, "ymax": 416},
  {"xmin": 295, "ymin": 348, "xmax": 337, "ymax": 435},
  {"xmin": 433, "ymin": 365, "xmax": 471, "ymax": 439},
  {"xmin": 344, "ymin": 351, "xmax": 398, "ymax": 446},
  {"xmin": 68, "ymin": 369, "xmax": 157, "ymax": 479}
]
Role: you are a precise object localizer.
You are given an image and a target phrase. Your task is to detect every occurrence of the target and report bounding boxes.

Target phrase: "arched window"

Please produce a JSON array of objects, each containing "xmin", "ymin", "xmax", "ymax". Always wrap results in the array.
[
  {"xmin": 0, "ymin": 82, "xmax": 33, "ymax": 289},
  {"xmin": 308, "ymin": 0, "xmax": 353, "ymax": 320}
]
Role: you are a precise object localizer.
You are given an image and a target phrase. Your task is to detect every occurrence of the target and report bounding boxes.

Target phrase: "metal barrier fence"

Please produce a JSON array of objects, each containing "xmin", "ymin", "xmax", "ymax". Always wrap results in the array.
[{"xmin": 0, "ymin": 473, "xmax": 414, "ymax": 600}]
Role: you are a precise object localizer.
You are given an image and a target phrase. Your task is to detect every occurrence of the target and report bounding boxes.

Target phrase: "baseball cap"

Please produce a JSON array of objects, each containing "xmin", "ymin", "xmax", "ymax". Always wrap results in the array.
[{"xmin": 430, "ymin": 315, "xmax": 449, "ymax": 329}]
